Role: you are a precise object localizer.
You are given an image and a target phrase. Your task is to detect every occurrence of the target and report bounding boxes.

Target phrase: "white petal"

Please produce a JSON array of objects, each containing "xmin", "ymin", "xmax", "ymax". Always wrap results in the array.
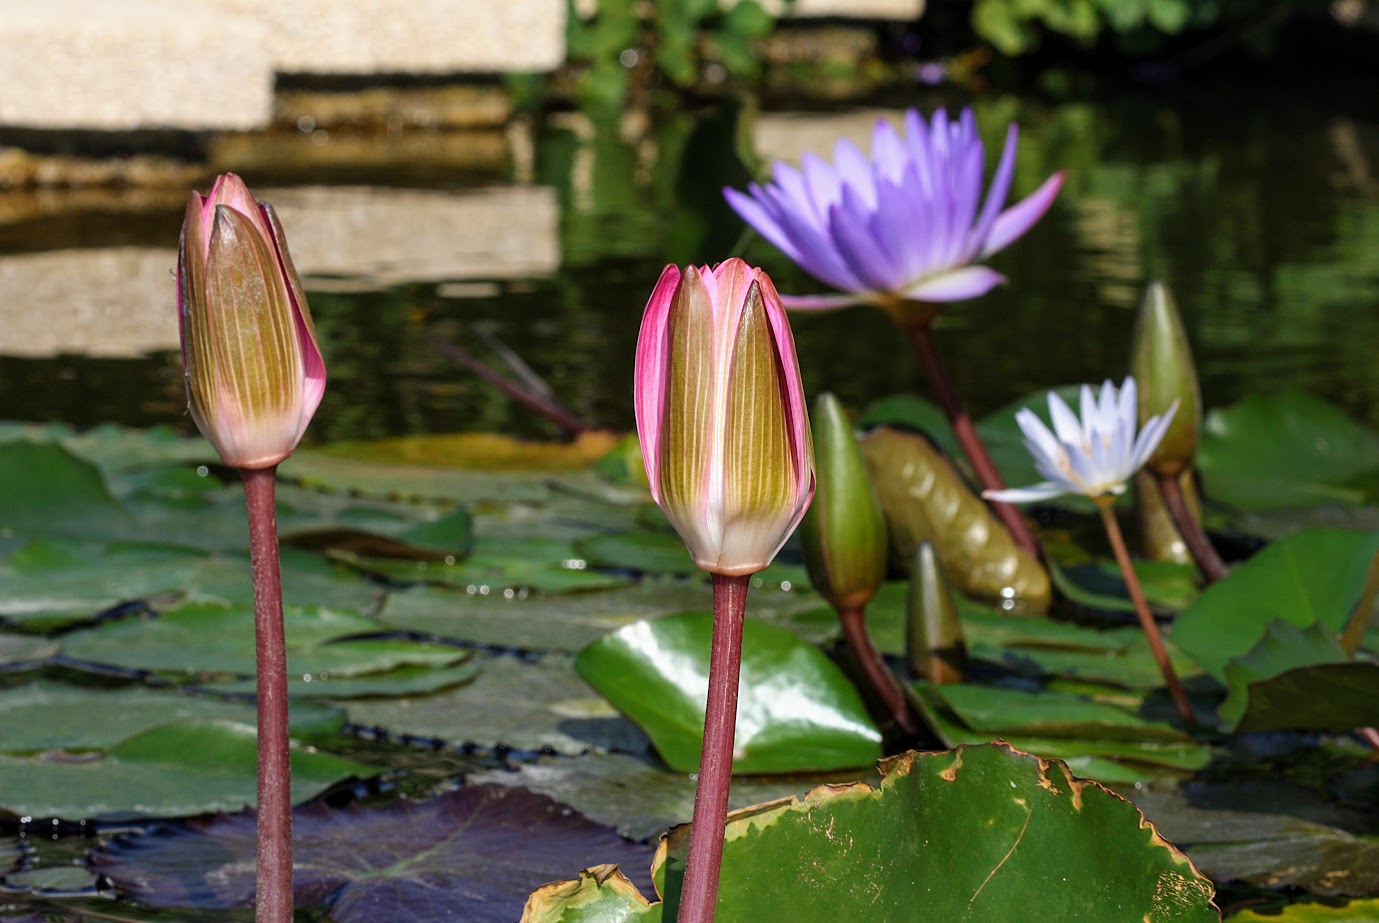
[
  {"xmin": 1048, "ymin": 392, "xmax": 1084, "ymax": 447},
  {"xmin": 983, "ymin": 482, "xmax": 1070, "ymax": 504}
]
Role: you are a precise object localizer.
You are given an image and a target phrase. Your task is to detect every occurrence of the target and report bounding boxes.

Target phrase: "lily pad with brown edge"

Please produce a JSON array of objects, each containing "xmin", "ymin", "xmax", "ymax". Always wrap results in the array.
[
  {"xmin": 1171, "ymin": 527, "xmax": 1379, "ymax": 682},
  {"xmin": 92, "ymin": 785, "xmax": 654, "ymax": 923},
  {"xmin": 339, "ymin": 653, "xmax": 652, "ymax": 756},
  {"xmin": 0, "ymin": 721, "xmax": 371, "ymax": 820},
  {"xmin": 575, "ymin": 613, "xmax": 883, "ymax": 774},
  {"xmin": 859, "ymin": 426, "xmax": 1051, "ymax": 613},
  {"xmin": 523, "ymin": 742, "xmax": 1219, "ymax": 922},
  {"xmin": 59, "ymin": 601, "xmax": 467, "ymax": 681}
]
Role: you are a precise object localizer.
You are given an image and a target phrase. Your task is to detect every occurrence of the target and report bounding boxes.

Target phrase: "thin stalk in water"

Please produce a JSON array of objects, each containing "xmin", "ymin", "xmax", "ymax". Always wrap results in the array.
[
  {"xmin": 1155, "ymin": 472, "xmax": 1227, "ymax": 583},
  {"xmin": 837, "ymin": 606, "xmax": 920, "ymax": 736},
  {"xmin": 1096, "ymin": 497, "xmax": 1193, "ymax": 725},
  {"xmin": 678, "ymin": 574, "xmax": 750, "ymax": 923},
  {"xmin": 242, "ymin": 466, "xmax": 293, "ymax": 923}
]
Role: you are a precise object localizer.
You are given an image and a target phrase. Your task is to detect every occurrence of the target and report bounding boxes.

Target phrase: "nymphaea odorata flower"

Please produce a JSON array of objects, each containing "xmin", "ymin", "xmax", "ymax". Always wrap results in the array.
[
  {"xmin": 634, "ymin": 259, "xmax": 815, "ymax": 576},
  {"xmin": 178, "ymin": 173, "xmax": 325, "ymax": 469},
  {"xmin": 724, "ymin": 107, "xmax": 1063, "ymax": 313},
  {"xmin": 984, "ymin": 377, "xmax": 1178, "ymax": 503}
]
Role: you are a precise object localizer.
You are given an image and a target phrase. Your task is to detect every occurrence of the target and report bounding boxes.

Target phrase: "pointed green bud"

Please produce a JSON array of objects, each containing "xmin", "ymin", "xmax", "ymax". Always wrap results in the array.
[
  {"xmin": 1131, "ymin": 281, "xmax": 1201, "ymax": 477},
  {"xmin": 800, "ymin": 394, "xmax": 888, "ymax": 611},
  {"xmin": 906, "ymin": 541, "xmax": 967, "ymax": 684}
]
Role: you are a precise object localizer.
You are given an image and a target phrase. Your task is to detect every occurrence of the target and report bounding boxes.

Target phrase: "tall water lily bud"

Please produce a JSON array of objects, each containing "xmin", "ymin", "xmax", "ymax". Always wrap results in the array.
[
  {"xmin": 801, "ymin": 393, "xmax": 887, "ymax": 610},
  {"xmin": 179, "ymin": 173, "xmax": 326, "ymax": 470},
  {"xmin": 634, "ymin": 260, "xmax": 815, "ymax": 576},
  {"xmin": 1131, "ymin": 281, "xmax": 1200, "ymax": 477}
]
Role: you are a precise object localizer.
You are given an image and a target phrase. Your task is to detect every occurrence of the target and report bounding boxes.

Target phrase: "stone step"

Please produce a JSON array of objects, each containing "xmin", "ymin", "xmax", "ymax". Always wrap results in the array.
[{"xmin": 1, "ymin": 0, "xmax": 921, "ymax": 132}]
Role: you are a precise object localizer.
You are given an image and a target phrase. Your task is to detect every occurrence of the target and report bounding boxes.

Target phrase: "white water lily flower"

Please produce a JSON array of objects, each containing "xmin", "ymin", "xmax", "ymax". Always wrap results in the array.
[{"xmin": 984, "ymin": 377, "xmax": 1177, "ymax": 503}]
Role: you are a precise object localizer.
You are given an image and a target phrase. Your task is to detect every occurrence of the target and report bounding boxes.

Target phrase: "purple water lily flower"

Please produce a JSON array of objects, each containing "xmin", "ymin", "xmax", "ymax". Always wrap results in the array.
[{"xmin": 724, "ymin": 108, "xmax": 1064, "ymax": 311}]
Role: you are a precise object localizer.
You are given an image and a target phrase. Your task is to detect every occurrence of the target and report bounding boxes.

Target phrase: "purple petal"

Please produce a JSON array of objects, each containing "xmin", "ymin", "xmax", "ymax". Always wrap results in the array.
[
  {"xmin": 779, "ymin": 292, "xmax": 864, "ymax": 310},
  {"xmin": 900, "ymin": 265, "xmax": 1005, "ymax": 302},
  {"xmin": 802, "ymin": 152, "xmax": 845, "ymax": 219},
  {"xmin": 827, "ymin": 191, "xmax": 900, "ymax": 291},
  {"xmin": 979, "ymin": 170, "xmax": 1065, "ymax": 259},
  {"xmin": 724, "ymin": 186, "xmax": 798, "ymax": 263},
  {"xmin": 832, "ymin": 138, "xmax": 876, "ymax": 208},
  {"xmin": 969, "ymin": 123, "xmax": 1018, "ymax": 254},
  {"xmin": 870, "ymin": 118, "xmax": 909, "ymax": 181}
]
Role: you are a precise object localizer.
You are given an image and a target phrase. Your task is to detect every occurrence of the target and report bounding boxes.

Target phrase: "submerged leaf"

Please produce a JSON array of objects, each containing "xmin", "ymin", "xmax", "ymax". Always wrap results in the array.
[
  {"xmin": 94, "ymin": 786, "xmax": 653, "ymax": 923},
  {"xmin": 860, "ymin": 426, "xmax": 1050, "ymax": 613}
]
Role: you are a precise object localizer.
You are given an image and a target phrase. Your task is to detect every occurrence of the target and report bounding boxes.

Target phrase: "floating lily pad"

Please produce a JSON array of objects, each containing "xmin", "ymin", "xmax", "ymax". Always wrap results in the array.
[
  {"xmin": 526, "ymin": 743, "xmax": 1218, "ymax": 921},
  {"xmin": 1229, "ymin": 900, "xmax": 1379, "ymax": 921},
  {"xmin": 0, "ymin": 440, "xmax": 133, "ymax": 539},
  {"xmin": 1134, "ymin": 788, "xmax": 1379, "ymax": 899},
  {"xmin": 1197, "ymin": 389, "xmax": 1379, "ymax": 511},
  {"xmin": 336, "ymin": 535, "xmax": 630, "ymax": 593},
  {"xmin": 470, "ymin": 752, "xmax": 829, "ymax": 842},
  {"xmin": 0, "ymin": 721, "xmax": 371, "ymax": 820},
  {"xmin": 574, "ymin": 532, "xmax": 696, "ymax": 576},
  {"xmin": 378, "ymin": 580, "xmax": 715, "ymax": 653},
  {"xmin": 182, "ymin": 548, "xmax": 382, "ymax": 613},
  {"xmin": 314, "ymin": 431, "xmax": 624, "ymax": 471},
  {"xmin": 1172, "ymin": 528, "xmax": 1379, "ymax": 681},
  {"xmin": 926, "ymin": 682, "xmax": 1190, "ymax": 741},
  {"xmin": 575, "ymin": 613, "xmax": 882, "ymax": 774},
  {"xmin": 205, "ymin": 661, "xmax": 480, "ymax": 699},
  {"xmin": 0, "ymin": 541, "xmax": 203, "ymax": 630},
  {"xmin": 59, "ymin": 602, "xmax": 465, "ymax": 680},
  {"xmin": 283, "ymin": 450, "xmax": 554, "ymax": 504},
  {"xmin": 284, "ymin": 506, "xmax": 474, "ymax": 560},
  {"xmin": 1049, "ymin": 558, "xmax": 1200, "ymax": 616},
  {"xmin": 0, "ymin": 680, "xmax": 344, "ymax": 753},
  {"xmin": 94, "ymin": 786, "xmax": 653, "ymax": 922},
  {"xmin": 340, "ymin": 653, "xmax": 651, "ymax": 755}
]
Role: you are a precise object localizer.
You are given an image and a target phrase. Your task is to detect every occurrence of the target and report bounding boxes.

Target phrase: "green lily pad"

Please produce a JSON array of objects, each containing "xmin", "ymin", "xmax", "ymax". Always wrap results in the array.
[
  {"xmin": 1172, "ymin": 528, "xmax": 1379, "ymax": 681},
  {"xmin": 335, "ymin": 535, "xmax": 630, "ymax": 593},
  {"xmin": 0, "ymin": 632, "xmax": 58, "ymax": 667},
  {"xmin": 182, "ymin": 548, "xmax": 383, "ymax": 613},
  {"xmin": 575, "ymin": 613, "xmax": 882, "ymax": 774},
  {"xmin": 0, "ymin": 440, "xmax": 133, "ymax": 539},
  {"xmin": 0, "ymin": 721, "xmax": 371, "ymax": 820},
  {"xmin": 282, "ymin": 450, "xmax": 554, "ymax": 505},
  {"xmin": 284, "ymin": 506, "xmax": 474, "ymax": 560},
  {"xmin": 1216, "ymin": 621, "xmax": 1379, "ymax": 731},
  {"xmin": 927, "ymin": 682, "xmax": 1190, "ymax": 741},
  {"xmin": 378, "ymin": 580, "xmax": 716, "ymax": 653},
  {"xmin": 526, "ymin": 743, "xmax": 1218, "ymax": 922},
  {"xmin": 205, "ymin": 661, "xmax": 480, "ymax": 699},
  {"xmin": 1229, "ymin": 900, "xmax": 1379, "ymax": 921},
  {"xmin": 340, "ymin": 653, "xmax": 652, "ymax": 755},
  {"xmin": 574, "ymin": 532, "xmax": 697, "ymax": 576},
  {"xmin": 1049, "ymin": 558, "xmax": 1200, "ymax": 616},
  {"xmin": 0, "ymin": 680, "xmax": 344, "ymax": 753},
  {"xmin": 0, "ymin": 541, "xmax": 204, "ymax": 630},
  {"xmin": 59, "ymin": 602, "xmax": 466, "ymax": 680},
  {"xmin": 1197, "ymin": 389, "xmax": 1379, "ymax": 511}
]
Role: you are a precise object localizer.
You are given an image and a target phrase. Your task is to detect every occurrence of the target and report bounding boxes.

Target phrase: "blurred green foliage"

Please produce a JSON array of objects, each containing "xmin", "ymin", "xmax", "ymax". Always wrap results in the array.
[
  {"xmin": 970, "ymin": 0, "xmax": 1331, "ymax": 56},
  {"xmin": 566, "ymin": 0, "xmax": 784, "ymax": 110}
]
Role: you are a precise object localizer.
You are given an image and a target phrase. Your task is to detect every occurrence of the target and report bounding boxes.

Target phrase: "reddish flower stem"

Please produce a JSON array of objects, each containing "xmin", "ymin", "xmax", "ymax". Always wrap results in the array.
[
  {"xmin": 678, "ymin": 574, "xmax": 750, "ymax": 923},
  {"xmin": 1155, "ymin": 472, "xmax": 1228, "ymax": 583},
  {"xmin": 241, "ymin": 466, "xmax": 293, "ymax": 923},
  {"xmin": 837, "ymin": 606, "xmax": 920, "ymax": 736},
  {"xmin": 1096, "ymin": 498, "xmax": 1194, "ymax": 725},
  {"xmin": 906, "ymin": 320, "xmax": 1041, "ymax": 560}
]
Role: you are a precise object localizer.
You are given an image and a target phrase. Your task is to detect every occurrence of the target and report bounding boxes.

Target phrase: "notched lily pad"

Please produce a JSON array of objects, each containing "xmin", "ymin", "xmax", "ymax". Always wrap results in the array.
[
  {"xmin": 94, "ymin": 785, "xmax": 653, "ymax": 923},
  {"xmin": 576, "ymin": 613, "xmax": 882, "ymax": 774},
  {"xmin": 527, "ymin": 743, "xmax": 1218, "ymax": 922}
]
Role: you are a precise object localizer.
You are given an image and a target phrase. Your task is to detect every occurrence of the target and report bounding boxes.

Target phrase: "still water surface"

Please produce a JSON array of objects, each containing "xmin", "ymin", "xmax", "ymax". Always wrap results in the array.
[{"xmin": 2, "ymin": 78, "xmax": 1377, "ymax": 443}]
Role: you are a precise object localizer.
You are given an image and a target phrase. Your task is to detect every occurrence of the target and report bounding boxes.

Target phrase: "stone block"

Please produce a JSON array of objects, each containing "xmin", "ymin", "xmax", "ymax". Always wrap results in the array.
[
  {"xmin": 0, "ymin": 0, "xmax": 273, "ymax": 130},
  {"xmin": 207, "ymin": 0, "xmax": 567, "ymax": 74}
]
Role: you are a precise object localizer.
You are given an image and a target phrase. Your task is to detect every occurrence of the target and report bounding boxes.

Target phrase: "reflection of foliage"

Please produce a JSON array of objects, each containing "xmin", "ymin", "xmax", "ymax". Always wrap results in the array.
[
  {"xmin": 566, "ymin": 0, "xmax": 783, "ymax": 110},
  {"xmin": 971, "ymin": 0, "xmax": 1329, "ymax": 57}
]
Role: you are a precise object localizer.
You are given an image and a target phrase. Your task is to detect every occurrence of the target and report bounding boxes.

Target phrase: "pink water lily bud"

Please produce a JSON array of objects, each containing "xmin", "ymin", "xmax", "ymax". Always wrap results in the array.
[
  {"xmin": 634, "ymin": 260, "xmax": 816, "ymax": 576},
  {"xmin": 178, "ymin": 173, "xmax": 326, "ymax": 470}
]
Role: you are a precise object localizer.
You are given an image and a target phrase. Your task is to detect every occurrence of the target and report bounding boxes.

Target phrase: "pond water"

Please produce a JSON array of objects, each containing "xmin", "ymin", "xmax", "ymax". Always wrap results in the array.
[{"xmin": 2, "ymin": 73, "xmax": 1378, "ymax": 443}]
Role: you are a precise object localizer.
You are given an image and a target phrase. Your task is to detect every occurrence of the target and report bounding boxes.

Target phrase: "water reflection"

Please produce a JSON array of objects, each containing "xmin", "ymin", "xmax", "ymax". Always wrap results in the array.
[{"xmin": 1, "ymin": 84, "xmax": 1376, "ymax": 441}]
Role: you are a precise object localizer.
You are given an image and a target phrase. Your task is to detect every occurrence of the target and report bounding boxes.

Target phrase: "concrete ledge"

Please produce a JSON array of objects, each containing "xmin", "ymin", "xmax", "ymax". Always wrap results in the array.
[
  {"xmin": 0, "ymin": 186, "xmax": 559, "ymax": 358},
  {"xmin": 0, "ymin": 0, "xmax": 273, "ymax": 130},
  {"xmin": 208, "ymin": 0, "xmax": 567, "ymax": 74}
]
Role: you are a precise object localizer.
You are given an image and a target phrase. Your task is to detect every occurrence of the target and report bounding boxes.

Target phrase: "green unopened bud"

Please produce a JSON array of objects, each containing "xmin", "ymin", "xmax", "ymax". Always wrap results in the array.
[
  {"xmin": 800, "ymin": 394, "xmax": 888, "ymax": 611},
  {"xmin": 1135, "ymin": 469, "xmax": 1203, "ymax": 566},
  {"xmin": 906, "ymin": 542, "xmax": 967, "ymax": 684},
  {"xmin": 1131, "ymin": 281, "xmax": 1201, "ymax": 477}
]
